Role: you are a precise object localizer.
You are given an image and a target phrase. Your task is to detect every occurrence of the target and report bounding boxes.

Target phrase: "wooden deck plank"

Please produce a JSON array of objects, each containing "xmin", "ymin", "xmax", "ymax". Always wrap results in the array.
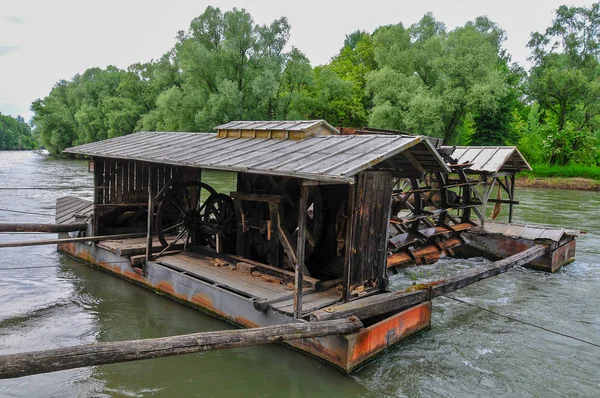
[
  {"xmin": 157, "ymin": 253, "xmax": 289, "ymax": 299},
  {"xmin": 273, "ymin": 287, "xmax": 341, "ymax": 314},
  {"xmin": 98, "ymin": 236, "xmax": 164, "ymax": 252},
  {"xmin": 170, "ymin": 254, "xmax": 288, "ymax": 295},
  {"xmin": 56, "ymin": 197, "xmax": 93, "ymax": 224}
]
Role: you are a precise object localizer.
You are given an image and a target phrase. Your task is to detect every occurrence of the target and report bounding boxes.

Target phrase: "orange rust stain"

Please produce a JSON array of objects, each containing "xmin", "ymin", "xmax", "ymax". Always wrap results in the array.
[
  {"xmin": 234, "ymin": 316, "xmax": 260, "ymax": 329},
  {"xmin": 123, "ymin": 270, "xmax": 144, "ymax": 282},
  {"xmin": 156, "ymin": 281, "xmax": 175, "ymax": 295},
  {"xmin": 191, "ymin": 293, "xmax": 215, "ymax": 309},
  {"xmin": 497, "ymin": 239, "xmax": 531, "ymax": 257},
  {"xmin": 349, "ymin": 302, "xmax": 432, "ymax": 364}
]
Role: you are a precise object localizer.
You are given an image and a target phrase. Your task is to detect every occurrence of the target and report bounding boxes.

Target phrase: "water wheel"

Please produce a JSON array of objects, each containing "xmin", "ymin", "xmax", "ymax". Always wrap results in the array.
[
  {"xmin": 155, "ymin": 181, "xmax": 234, "ymax": 250},
  {"xmin": 202, "ymin": 193, "xmax": 236, "ymax": 248}
]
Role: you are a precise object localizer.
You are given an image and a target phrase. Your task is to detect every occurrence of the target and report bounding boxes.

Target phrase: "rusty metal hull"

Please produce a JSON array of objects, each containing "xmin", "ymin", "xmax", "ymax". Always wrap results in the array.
[
  {"xmin": 57, "ymin": 241, "xmax": 431, "ymax": 372},
  {"xmin": 462, "ymin": 231, "xmax": 576, "ymax": 273}
]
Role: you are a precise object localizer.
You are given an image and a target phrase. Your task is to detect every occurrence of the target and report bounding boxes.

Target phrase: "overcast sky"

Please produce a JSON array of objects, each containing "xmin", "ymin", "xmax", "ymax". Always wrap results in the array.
[{"xmin": 0, "ymin": 0, "xmax": 595, "ymax": 121}]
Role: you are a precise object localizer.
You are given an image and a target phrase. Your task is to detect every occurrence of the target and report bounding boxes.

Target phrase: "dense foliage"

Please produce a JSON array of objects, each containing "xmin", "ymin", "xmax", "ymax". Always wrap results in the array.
[
  {"xmin": 30, "ymin": 4, "xmax": 600, "ymax": 167},
  {"xmin": 0, "ymin": 113, "xmax": 37, "ymax": 150}
]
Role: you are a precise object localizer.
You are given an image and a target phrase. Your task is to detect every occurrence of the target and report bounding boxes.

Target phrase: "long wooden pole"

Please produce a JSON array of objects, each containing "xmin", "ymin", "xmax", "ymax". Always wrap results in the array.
[
  {"xmin": 0, "ymin": 223, "xmax": 87, "ymax": 233},
  {"xmin": 0, "ymin": 233, "xmax": 146, "ymax": 249},
  {"xmin": 0, "ymin": 318, "xmax": 362, "ymax": 380},
  {"xmin": 311, "ymin": 244, "xmax": 548, "ymax": 321}
]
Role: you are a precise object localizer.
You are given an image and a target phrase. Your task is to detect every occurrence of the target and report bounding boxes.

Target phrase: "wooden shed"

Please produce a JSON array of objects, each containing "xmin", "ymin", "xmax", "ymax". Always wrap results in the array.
[{"xmin": 64, "ymin": 121, "xmax": 450, "ymax": 313}]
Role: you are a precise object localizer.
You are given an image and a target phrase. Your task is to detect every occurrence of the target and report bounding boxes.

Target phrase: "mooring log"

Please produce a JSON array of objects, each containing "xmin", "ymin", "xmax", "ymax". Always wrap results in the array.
[
  {"xmin": 0, "ymin": 223, "xmax": 88, "ymax": 233},
  {"xmin": 0, "ymin": 317, "xmax": 363, "ymax": 379},
  {"xmin": 0, "ymin": 233, "xmax": 146, "ymax": 249},
  {"xmin": 311, "ymin": 244, "xmax": 548, "ymax": 322}
]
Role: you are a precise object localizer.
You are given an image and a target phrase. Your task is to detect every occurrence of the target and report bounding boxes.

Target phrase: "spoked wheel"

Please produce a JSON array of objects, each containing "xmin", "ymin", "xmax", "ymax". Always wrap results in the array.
[
  {"xmin": 202, "ymin": 193, "xmax": 236, "ymax": 248},
  {"xmin": 155, "ymin": 181, "xmax": 217, "ymax": 249}
]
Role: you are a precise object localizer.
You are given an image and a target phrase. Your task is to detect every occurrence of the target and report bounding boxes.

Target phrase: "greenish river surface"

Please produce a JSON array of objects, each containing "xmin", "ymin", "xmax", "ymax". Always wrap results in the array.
[{"xmin": 0, "ymin": 151, "xmax": 599, "ymax": 397}]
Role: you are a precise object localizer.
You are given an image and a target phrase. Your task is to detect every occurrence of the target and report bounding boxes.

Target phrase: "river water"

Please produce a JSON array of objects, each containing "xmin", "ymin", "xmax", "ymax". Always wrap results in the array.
[{"xmin": 0, "ymin": 151, "xmax": 598, "ymax": 397}]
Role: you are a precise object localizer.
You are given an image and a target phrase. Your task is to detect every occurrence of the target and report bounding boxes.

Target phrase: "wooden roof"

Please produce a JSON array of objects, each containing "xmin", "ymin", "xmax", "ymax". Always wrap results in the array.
[{"xmin": 64, "ymin": 132, "xmax": 451, "ymax": 183}]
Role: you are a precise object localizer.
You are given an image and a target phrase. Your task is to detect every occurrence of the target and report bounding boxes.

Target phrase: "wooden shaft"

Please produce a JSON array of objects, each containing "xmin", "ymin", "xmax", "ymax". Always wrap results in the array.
[
  {"xmin": 145, "ymin": 166, "xmax": 154, "ymax": 273},
  {"xmin": 0, "ymin": 233, "xmax": 146, "ymax": 249},
  {"xmin": 0, "ymin": 318, "xmax": 363, "ymax": 380},
  {"xmin": 509, "ymin": 174, "xmax": 515, "ymax": 223},
  {"xmin": 311, "ymin": 244, "xmax": 548, "ymax": 321},
  {"xmin": 0, "ymin": 223, "xmax": 87, "ymax": 233},
  {"xmin": 294, "ymin": 184, "xmax": 309, "ymax": 319},
  {"xmin": 482, "ymin": 176, "xmax": 488, "ymax": 228},
  {"xmin": 342, "ymin": 182, "xmax": 356, "ymax": 302}
]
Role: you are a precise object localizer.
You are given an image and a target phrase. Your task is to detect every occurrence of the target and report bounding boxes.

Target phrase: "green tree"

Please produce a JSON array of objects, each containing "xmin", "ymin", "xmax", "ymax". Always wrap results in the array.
[
  {"xmin": 148, "ymin": 7, "xmax": 292, "ymax": 131},
  {"xmin": 329, "ymin": 31, "xmax": 376, "ymax": 126},
  {"xmin": 527, "ymin": 2, "xmax": 600, "ymax": 165},
  {"xmin": 0, "ymin": 113, "xmax": 37, "ymax": 150},
  {"xmin": 367, "ymin": 14, "xmax": 508, "ymax": 144}
]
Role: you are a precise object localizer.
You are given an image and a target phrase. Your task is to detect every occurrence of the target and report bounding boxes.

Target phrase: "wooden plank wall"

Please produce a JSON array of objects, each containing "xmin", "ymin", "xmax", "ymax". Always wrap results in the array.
[
  {"xmin": 347, "ymin": 170, "xmax": 395, "ymax": 288},
  {"xmin": 93, "ymin": 158, "xmax": 180, "ymax": 234}
]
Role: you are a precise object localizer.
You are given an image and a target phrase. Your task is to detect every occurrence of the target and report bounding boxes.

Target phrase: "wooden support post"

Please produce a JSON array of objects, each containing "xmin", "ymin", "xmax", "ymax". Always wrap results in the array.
[
  {"xmin": 232, "ymin": 197, "xmax": 246, "ymax": 257},
  {"xmin": 0, "ymin": 318, "xmax": 363, "ymax": 380},
  {"xmin": 509, "ymin": 174, "xmax": 515, "ymax": 223},
  {"xmin": 343, "ymin": 183, "xmax": 356, "ymax": 302},
  {"xmin": 435, "ymin": 171, "xmax": 448, "ymax": 227},
  {"xmin": 267, "ymin": 203, "xmax": 280, "ymax": 267},
  {"xmin": 145, "ymin": 166, "xmax": 154, "ymax": 274},
  {"xmin": 481, "ymin": 176, "xmax": 488, "ymax": 228},
  {"xmin": 93, "ymin": 158, "xmax": 101, "ymax": 236},
  {"xmin": 294, "ymin": 183, "xmax": 309, "ymax": 319}
]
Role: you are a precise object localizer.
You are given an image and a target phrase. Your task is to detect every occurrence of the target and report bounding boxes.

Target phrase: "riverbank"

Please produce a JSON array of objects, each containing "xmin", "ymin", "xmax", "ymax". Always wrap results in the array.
[{"xmin": 516, "ymin": 176, "xmax": 600, "ymax": 191}]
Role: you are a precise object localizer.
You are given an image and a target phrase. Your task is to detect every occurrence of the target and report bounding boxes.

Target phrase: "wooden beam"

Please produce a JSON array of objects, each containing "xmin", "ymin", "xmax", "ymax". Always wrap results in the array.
[
  {"xmin": 0, "ymin": 223, "xmax": 88, "ymax": 233},
  {"xmin": 267, "ymin": 203, "xmax": 280, "ymax": 267},
  {"xmin": 343, "ymin": 184, "xmax": 356, "ymax": 302},
  {"xmin": 294, "ymin": 184, "xmax": 309, "ymax": 319},
  {"xmin": 0, "ymin": 318, "xmax": 363, "ymax": 380},
  {"xmin": 486, "ymin": 199, "xmax": 519, "ymax": 205},
  {"xmin": 230, "ymin": 192, "xmax": 282, "ymax": 203},
  {"xmin": 277, "ymin": 223, "xmax": 298, "ymax": 265},
  {"xmin": 311, "ymin": 245, "xmax": 548, "ymax": 321},
  {"xmin": 509, "ymin": 174, "xmax": 516, "ymax": 223},
  {"xmin": 402, "ymin": 151, "xmax": 426, "ymax": 173},
  {"xmin": 0, "ymin": 233, "xmax": 147, "ymax": 249},
  {"xmin": 145, "ymin": 166, "xmax": 154, "ymax": 273}
]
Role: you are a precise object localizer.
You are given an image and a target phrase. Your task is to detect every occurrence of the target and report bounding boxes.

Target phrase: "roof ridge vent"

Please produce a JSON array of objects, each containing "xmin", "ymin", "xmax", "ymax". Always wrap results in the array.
[{"xmin": 215, "ymin": 120, "xmax": 339, "ymax": 140}]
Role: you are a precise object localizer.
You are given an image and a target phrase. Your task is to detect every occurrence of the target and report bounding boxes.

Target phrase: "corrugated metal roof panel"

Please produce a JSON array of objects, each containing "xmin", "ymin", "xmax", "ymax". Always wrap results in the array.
[
  {"xmin": 483, "ymin": 222, "xmax": 566, "ymax": 242},
  {"xmin": 64, "ymin": 132, "xmax": 450, "ymax": 183},
  {"xmin": 443, "ymin": 146, "xmax": 532, "ymax": 173}
]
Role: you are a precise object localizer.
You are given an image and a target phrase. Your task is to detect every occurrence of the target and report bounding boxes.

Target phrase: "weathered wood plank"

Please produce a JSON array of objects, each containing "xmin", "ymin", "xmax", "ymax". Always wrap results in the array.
[
  {"xmin": 145, "ymin": 166, "xmax": 154, "ymax": 269},
  {"xmin": 294, "ymin": 184, "xmax": 309, "ymax": 318},
  {"xmin": 342, "ymin": 184, "xmax": 355, "ymax": 301},
  {"xmin": 278, "ymin": 224, "xmax": 298, "ymax": 266},
  {"xmin": 230, "ymin": 192, "xmax": 283, "ymax": 203},
  {"xmin": 267, "ymin": 202, "xmax": 280, "ymax": 267},
  {"xmin": 0, "ymin": 318, "xmax": 363, "ymax": 380}
]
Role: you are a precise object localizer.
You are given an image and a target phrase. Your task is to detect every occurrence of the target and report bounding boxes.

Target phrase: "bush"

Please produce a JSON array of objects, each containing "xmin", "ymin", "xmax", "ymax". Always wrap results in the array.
[{"xmin": 521, "ymin": 164, "xmax": 600, "ymax": 181}]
